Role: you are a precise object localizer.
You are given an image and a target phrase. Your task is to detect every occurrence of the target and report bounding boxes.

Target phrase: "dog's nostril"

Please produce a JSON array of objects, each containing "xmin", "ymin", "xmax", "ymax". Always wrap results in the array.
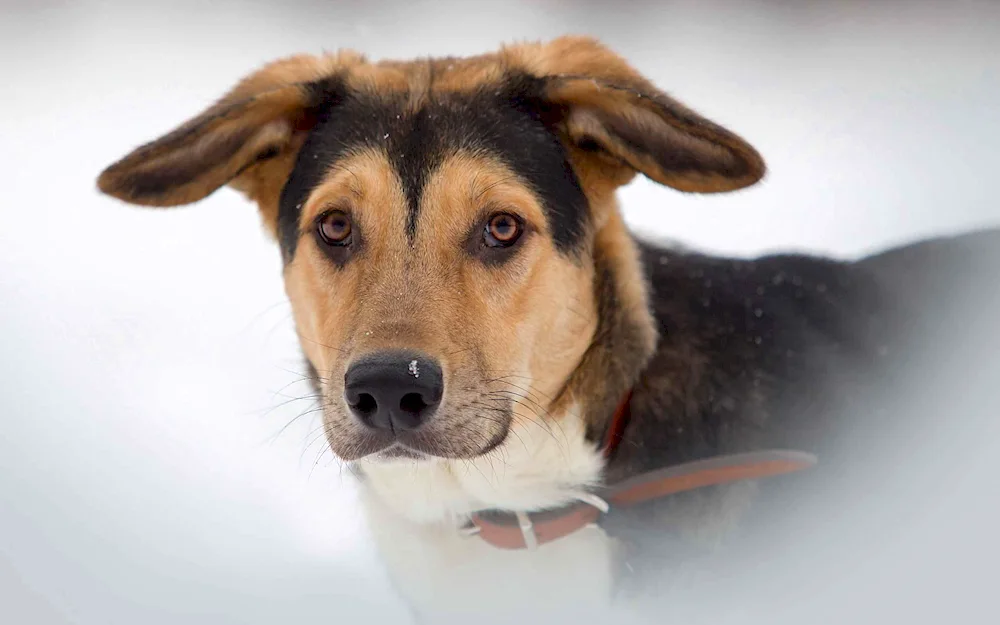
[
  {"xmin": 353, "ymin": 393, "xmax": 378, "ymax": 416},
  {"xmin": 399, "ymin": 392, "xmax": 428, "ymax": 416},
  {"xmin": 343, "ymin": 350, "xmax": 443, "ymax": 432}
]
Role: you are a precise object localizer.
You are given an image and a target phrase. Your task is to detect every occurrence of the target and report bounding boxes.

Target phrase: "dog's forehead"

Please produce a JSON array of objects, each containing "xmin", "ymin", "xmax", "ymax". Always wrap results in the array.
[{"xmin": 276, "ymin": 69, "xmax": 589, "ymax": 262}]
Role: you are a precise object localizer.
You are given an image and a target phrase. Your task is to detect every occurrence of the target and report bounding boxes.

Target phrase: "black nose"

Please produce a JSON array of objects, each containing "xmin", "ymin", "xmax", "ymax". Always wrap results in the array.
[{"xmin": 344, "ymin": 351, "xmax": 443, "ymax": 431}]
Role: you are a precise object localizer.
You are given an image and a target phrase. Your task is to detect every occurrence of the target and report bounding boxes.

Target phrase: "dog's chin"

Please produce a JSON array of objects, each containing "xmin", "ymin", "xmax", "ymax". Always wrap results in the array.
[
  {"xmin": 334, "ymin": 427, "xmax": 510, "ymax": 464},
  {"xmin": 370, "ymin": 444, "xmax": 431, "ymax": 463},
  {"xmin": 398, "ymin": 424, "xmax": 510, "ymax": 460}
]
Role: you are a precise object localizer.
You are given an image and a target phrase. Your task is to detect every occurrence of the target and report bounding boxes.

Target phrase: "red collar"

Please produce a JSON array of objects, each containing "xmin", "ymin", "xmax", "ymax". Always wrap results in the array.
[
  {"xmin": 602, "ymin": 388, "xmax": 633, "ymax": 458},
  {"xmin": 468, "ymin": 389, "xmax": 817, "ymax": 550}
]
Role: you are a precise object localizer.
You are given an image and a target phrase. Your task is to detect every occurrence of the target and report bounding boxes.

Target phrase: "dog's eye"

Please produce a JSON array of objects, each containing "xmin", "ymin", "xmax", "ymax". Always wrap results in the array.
[
  {"xmin": 317, "ymin": 210, "xmax": 353, "ymax": 246},
  {"xmin": 484, "ymin": 213, "xmax": 523, "ymax": 247}
]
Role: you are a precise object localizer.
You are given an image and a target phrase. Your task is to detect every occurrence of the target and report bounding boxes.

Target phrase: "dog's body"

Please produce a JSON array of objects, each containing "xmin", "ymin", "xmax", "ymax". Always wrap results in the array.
[
  {"xmin": 357, "ymin": 230, "xmax": 1000, "ymax": 623},
  {"xmin": 96, "ymin": 37, "xmax": 1000, "ymax": 623}
]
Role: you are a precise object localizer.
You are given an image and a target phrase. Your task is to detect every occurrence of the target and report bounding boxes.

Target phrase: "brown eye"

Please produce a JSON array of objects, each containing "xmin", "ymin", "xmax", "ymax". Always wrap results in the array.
[
  {"xmin": 317, "ymin": 211, "xmax": 352, "ymax": 246},
  {"xmin": 484, "ymin": 213, "xmax": 523, "ymax": 247}
]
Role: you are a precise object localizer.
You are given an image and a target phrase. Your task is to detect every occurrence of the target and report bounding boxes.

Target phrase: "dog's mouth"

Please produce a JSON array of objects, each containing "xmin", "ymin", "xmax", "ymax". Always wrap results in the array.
[
  {"xmin": 323, "ymin": 400, "xmax": 514, "ymax": 462},
  {"xmin": 373, "ymin": 444, "xmax": 429, "ymax": 462}
]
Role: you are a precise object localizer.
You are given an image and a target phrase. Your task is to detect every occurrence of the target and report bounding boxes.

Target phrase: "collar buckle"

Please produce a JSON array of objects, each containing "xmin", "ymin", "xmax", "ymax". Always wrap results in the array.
[{"xmin": 515, "ymin": 511, "xmax": 539, "ymax": 550}]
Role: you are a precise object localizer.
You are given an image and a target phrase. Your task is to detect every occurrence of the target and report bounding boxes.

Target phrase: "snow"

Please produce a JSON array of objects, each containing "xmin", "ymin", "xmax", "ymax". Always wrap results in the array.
[{"xmin": 2, "ymin": 1, "xmax": 999, "ymax": 624}]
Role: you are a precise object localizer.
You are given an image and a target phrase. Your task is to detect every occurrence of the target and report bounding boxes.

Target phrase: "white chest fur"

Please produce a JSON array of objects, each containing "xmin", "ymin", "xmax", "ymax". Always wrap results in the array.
[
  {"xmin": 360, "ymin": 487, "xmax": 619, "ymax": 624},
  {"xmin": 356, "ymin": 407, "xmax": 626, "ymax": 623}
]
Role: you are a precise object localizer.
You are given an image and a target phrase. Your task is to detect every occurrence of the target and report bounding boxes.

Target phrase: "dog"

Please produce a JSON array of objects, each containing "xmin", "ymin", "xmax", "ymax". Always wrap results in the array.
[{"xmin": 97, "ymin": 37, "xmax": 1000, "ymax": 623}]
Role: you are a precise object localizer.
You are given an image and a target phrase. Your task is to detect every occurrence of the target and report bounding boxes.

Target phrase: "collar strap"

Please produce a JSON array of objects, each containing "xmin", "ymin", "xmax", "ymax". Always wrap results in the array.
[
  {"xmin": 469, "ymin": 449, "xmax": 817, "ymax": 550},
  {"xmin": 467, "ymin": 391, "xmax": 817, "ymax": 550},
  {"xmin": 602, "ymin": 387, "xmax": 633, "ymax": 458}
]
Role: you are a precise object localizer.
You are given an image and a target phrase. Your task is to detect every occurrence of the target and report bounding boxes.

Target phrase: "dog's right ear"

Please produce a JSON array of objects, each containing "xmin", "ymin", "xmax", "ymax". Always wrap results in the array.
[{"xmin": 96, "ymin": 53, "xmax": 361, "ymax": 220}]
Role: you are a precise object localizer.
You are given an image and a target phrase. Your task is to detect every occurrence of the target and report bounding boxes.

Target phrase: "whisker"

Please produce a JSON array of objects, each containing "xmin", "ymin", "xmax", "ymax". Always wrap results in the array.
[
  {"xmin": 263, "ymin": 310, "xmax": 296, "ymax": 345},
  {"xmin": 239, "ymin": 299, "xmax": 292, "ymax": 335},
  {"xmin": 296, "ymin": 334, "xmax": 348, "ymax": 355},
  {"xmin": 254, "ymin": 392, "xmax": 323, "ymax": 421},
  {"xmin": 469, "ymin": 402, "xmax": 530, "ymax": 455},
  {"xmin": 267, "ymin": 404, "xmax": 327, "ymax": 444},
  {"xmin": 474, "ymin": 174, "xmax": 519, "ymax": 201},
  {"xmin": 484, "ymin": 392, "xmax": 569, "ymax": 448},
  {"xmin": 482, "ymin": 374, "xmax": 555, "ymax": 403}
]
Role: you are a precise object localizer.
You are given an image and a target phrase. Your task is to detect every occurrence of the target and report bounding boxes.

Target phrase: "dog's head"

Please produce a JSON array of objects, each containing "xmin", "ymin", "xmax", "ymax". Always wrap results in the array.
[{"xmin": 98, "ymin": 37, "xmax": 764, "ymax": 463}]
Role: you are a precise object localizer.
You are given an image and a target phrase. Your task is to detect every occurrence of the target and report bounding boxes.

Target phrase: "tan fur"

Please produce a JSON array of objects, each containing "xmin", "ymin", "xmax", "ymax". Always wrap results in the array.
[
  {"xmin": 283, "ymin": 146, "xmax": 598, "ymax": 466},
  {"xmin": 552, "ymin": 204, "xmax": 659, "ymax": 436}
]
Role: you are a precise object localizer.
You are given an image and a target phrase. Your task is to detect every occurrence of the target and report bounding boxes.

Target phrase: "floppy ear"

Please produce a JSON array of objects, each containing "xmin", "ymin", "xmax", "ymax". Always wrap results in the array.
[
  {"xmin": 96, "ymin": 53, "xmax": 361, "ymax": 213},
  {"xmin": 513, "ymin": 37, "xmax": 766, "ymax": 193}
]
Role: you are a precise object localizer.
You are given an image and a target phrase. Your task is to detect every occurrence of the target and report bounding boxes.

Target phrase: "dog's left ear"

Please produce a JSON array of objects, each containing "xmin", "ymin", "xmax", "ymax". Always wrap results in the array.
[{"xmin": 513, "ymin": 37, "xmax": 766, "ymax": 193}]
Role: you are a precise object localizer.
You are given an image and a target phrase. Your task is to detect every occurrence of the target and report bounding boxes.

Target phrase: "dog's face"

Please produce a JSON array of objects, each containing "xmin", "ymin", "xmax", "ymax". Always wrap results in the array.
[
  {"xmin": 279, "ymin": 86, "xmax": 602, "ymax": 461},
  {"xmin": 98, "ymin": 37, "xmax": 764, "ymax": 463}
]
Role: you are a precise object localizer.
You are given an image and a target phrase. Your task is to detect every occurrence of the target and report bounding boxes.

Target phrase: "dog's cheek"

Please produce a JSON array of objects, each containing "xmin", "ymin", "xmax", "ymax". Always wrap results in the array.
[
  {"xmin": 524, "ymin": 254, "xmax": 599, "ymax": 402},
  {"xmin": 284, "ymin": 260, "xmax": 326, "ymax": 364},
  {"xmin": 283, "ymin": 250, "xmax": 360, "ymax": 374}
]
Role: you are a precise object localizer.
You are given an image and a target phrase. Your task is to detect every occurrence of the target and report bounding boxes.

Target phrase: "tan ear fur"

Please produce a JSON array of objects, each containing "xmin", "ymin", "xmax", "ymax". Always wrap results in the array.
[{"xmin": 506, "ymin": 36, "xmax": 766, "ymax": 193}]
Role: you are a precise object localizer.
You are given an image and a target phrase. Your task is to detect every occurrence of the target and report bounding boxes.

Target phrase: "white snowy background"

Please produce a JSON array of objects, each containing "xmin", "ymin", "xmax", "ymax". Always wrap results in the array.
[{"xmin": 2, "ymin": 1, "xmax": 999, "ymax": 623}]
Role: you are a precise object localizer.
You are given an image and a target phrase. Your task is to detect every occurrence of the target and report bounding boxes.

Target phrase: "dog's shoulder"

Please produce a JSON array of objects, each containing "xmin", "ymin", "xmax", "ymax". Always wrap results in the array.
[
  {"xmin": 609, "ymin": 239, "xmax": 884, "ymax": 478},
  {"xmin": 596, "ymin": 229, "xmax": 1000, "ymax": 616},
  {"xmin": 620, "ymin": 228, "xmax": 1000, "ymax": 473}
]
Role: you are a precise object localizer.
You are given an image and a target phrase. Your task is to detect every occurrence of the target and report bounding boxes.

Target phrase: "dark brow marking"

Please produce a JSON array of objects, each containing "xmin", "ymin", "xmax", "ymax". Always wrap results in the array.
[{"xmin": 277, "ymin": 74, "xmax": 589, "ymax": 262}]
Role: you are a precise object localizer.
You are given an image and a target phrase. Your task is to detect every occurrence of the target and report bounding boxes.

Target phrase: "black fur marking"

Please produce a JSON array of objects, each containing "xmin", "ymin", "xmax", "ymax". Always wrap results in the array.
[
  {"xmin": 603, "ymin": 229, "xmax": 1000, "ymax": 485},
  {"xmin": 593, "ymin": 229, "xmax": 1000, "ymax": 606},
  {"xmin": 276, "ymin": 78, "xmax": 348, "ymax": 260},
  {"xmin": 277, "ymin": 77, "xmax": 589, "ymax": 263},
  {"xmin": 604, "ymin": 244, "xmax": 889, "ymax": 483}
]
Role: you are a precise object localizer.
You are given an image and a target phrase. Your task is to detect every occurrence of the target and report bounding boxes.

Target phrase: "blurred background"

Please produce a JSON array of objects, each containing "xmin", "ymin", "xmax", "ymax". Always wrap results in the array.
[{"xmin": 1, "ymin": 1, "xmax": 998, "ymax": 623}]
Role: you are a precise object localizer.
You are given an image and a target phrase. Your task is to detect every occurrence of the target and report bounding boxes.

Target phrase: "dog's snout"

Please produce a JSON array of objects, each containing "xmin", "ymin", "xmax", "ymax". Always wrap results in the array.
[{"xmin": 344, "ymin": 351, "xmax": 443, "ymax": 431}]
